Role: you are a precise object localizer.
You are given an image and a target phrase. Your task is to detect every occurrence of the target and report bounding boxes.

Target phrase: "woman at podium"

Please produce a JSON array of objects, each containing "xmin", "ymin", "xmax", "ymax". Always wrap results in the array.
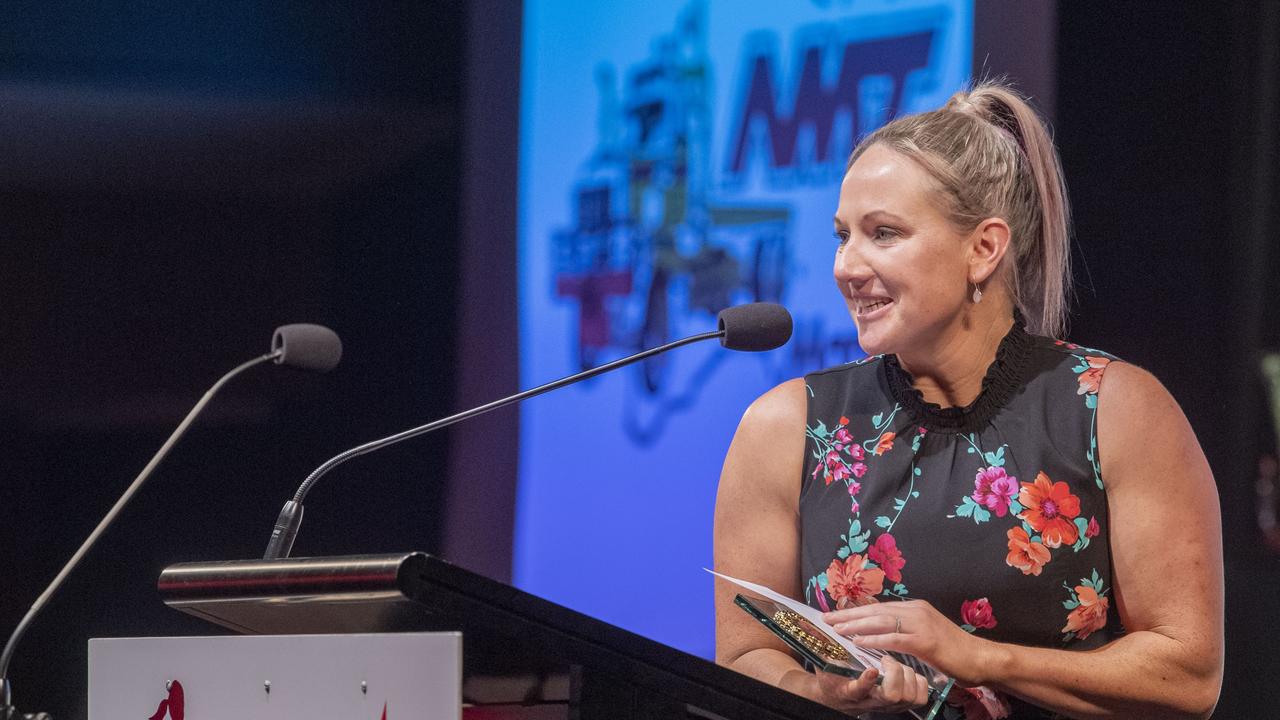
[{"xmin": 713, "ymin": 82, "xmax": 1223, "ymax": 719}]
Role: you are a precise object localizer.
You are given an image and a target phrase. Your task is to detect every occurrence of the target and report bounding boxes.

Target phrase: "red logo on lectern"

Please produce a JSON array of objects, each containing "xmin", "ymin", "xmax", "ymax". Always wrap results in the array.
[{"xmin": 147, "ymin": 680, "xmax": 184, "ymax": 720}]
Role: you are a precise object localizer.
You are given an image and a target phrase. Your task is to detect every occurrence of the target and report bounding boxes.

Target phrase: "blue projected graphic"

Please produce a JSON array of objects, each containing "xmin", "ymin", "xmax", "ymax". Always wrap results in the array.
[{"xmin": 517, "ymin": 0, "xmax": 972, "ymax": 659}]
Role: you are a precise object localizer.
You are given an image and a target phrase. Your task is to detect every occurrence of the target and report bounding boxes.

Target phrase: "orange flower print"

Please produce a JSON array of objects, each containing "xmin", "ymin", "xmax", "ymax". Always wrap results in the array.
[
  {"xmin": 825, "ymin": 554, "xmax": 885, "ymax": 608},
  {"xmin": 873, "ymin": 431, "xmax": 896, "ymax": 456},
  {"xmin": 1076, "ymin": 356, "xmax": 1110, "ymax": 395},
  {"xmin": 1005, "ymin": 526, "xmax": 1051, "ymax": 576},
  {"xmin": 1017, "ymin": 472, "xmax": 1081, "ymax": 548},
  {"xmin": 1062, "ymin": 584, "xmax": 1110, "ymax": 641}
]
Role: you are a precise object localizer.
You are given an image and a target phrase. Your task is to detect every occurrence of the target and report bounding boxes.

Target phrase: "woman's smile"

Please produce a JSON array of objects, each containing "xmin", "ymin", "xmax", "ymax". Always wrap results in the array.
[{"xmin": 851, "ymin": 293, "xmax": 894, "ymax": 320}]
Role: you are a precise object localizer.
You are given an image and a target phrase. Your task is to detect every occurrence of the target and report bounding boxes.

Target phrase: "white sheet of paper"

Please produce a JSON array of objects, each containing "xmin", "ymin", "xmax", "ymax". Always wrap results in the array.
[{"xmin": 707, "ymin": 568, "xmax": 887, "ymax": 672}]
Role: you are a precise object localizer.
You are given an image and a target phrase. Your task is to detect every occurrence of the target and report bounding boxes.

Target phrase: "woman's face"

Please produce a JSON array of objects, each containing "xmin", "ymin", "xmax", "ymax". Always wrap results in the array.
[{"xmin": 833, "ymin": 143, "xmax": 973, "ymax": 357}]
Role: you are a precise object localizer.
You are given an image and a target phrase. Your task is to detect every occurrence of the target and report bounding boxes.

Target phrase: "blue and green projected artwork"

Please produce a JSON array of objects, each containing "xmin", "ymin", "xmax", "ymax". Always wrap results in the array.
[{"xmin": 516, "ymin": 0, "xmax": 972, "ymax": 658}]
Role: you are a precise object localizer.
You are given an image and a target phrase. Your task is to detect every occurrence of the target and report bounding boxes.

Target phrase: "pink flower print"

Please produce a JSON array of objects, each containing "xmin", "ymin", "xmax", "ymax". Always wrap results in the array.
[
  {"xmin": 833, "ymin": 426, "xmax": 854, "ymax": 452},
  {"xmin": 824, "ymin": 451, "xmax": 850, "ymax": 485},
  {"xmin": 850, "ymin": 498, "xmax": 859, "ymax": 515},
  {"xmin": 848, "ymin": 442, "xmax": 865, "ymax": 461},
  {"xmin": 960, "ymin": 598, "xmax": 998, "ymax": 631},
  {"xmin": 851, "ymin": 462, "xmax": 868, "ymax": 478},
  {"xmin": 868, "ymin": 533, "xmax": 906, "ymax": 583},
  {"xmin": 1086, "ymin": 516, "xmax": 1100, "ymax": 538},
  {"xmin": 972, "ymin": 467, "xmax": 1018, "ymax": 517},
  {"xmin": 847, "ymin": 480, "xmax": 862, "ymax": 497}
]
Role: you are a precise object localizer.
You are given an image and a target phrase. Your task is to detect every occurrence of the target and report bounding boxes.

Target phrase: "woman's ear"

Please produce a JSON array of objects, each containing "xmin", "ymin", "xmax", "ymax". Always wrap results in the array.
[{"xmin": 969, "ymin": 217, "xmax": 1011, "ymax": 284}]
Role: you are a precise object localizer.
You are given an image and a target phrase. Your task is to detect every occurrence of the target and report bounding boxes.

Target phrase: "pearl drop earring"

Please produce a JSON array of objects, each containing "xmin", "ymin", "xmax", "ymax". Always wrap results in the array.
[{"xmin": 972, "ymin": 284, "xmax": 983, "ymax": 304}]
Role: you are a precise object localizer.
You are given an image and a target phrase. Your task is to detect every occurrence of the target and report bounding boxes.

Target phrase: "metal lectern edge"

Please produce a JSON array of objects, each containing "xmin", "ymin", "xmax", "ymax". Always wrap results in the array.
[{"xmin": 157, "ymin": 552, "xmax": 851, "ymax": 720}]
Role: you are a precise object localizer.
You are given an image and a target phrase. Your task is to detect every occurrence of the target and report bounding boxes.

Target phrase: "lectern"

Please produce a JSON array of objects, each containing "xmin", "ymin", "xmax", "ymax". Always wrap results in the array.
[{"xmin": 158, "ymin": 552, "xmax": 851, "ymax": 720}]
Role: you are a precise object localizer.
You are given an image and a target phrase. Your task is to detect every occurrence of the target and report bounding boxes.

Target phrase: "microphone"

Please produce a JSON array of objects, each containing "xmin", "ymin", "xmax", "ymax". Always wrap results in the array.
[
  {"xmin": 262, "ymin": 302, "xmax": 793, "ymax": 560},
  {"xmin": 0, "ymin": 324, "xmax": 342, "ymax": 720},
  {"xmin": 716, "ymin": 302, "xmax": 793, "ymax": 351},
  {"xmin": 272, "ymin": 323, "xmax": 343, "ymax": 372}
]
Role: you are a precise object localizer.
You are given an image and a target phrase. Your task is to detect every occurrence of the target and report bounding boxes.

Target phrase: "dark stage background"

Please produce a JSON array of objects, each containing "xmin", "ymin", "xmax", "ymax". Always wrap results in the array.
[{"xmin": 0, "ymin": 2, "xmax": 1276, "ymax": 718}]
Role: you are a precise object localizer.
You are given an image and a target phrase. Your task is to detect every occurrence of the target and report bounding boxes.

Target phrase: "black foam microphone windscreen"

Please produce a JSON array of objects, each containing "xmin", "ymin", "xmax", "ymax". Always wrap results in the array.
[
  {"xmin": 271, "ymin": 324, "xmax": 343, "ymax": 372},
  {"xmin": 716, "ymin": 303, "xmax": 793, "ymax": 352}
]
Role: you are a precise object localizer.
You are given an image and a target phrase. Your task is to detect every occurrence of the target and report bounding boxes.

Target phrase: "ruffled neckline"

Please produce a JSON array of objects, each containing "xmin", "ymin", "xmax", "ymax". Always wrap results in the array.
[{"xmin": 881, "ymin": 319, "xmax": 1035, "ymax": 433}]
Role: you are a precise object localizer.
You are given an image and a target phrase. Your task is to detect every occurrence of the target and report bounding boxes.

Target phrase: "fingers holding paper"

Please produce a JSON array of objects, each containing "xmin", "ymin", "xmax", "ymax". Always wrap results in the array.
[{"xmin": 823, "ymin": 599, "xmax": 993, "ymax": 687}]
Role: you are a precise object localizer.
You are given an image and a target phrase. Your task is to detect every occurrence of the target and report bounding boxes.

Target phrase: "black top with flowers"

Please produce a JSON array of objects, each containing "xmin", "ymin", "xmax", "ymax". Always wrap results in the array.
[{"xmin": 799, "ymin": 322, "xmax": 1121, "ymax": 720}]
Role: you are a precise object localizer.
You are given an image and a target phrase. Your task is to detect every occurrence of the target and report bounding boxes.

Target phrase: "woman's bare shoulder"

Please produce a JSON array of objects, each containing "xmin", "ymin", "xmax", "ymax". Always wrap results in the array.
[
  {"xmin": 1096, "ymin": 360, "xmax": 1211, "ymax": 490},
  {"xmin": 739, "ymin": 377, "xmax": 809, "ymax": 431},
  {"xmin": 719, "ymin": 378, "xmax": 809, "ymax": 501}
]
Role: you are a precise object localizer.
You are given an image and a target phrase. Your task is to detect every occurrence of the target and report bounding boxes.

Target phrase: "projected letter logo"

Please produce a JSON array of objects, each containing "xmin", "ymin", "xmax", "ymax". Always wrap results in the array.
[
  {"xmin": 547, "ymin": 4, "xmax": 952, "ymax": 443},
  {"xmin": 725, "ymin": 26, "xmax": 936, "ymax": 179}
]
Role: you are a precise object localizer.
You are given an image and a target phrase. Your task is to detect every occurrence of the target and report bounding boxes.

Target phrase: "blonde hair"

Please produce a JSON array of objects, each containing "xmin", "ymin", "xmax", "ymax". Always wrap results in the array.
[{"xmin": 847, "ymin": 81, "xmax": 1071, "ymax": 338}]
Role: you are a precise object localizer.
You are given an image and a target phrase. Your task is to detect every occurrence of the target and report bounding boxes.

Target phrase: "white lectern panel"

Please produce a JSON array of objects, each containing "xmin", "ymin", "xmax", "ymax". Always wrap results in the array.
[{"xmin": 88, "ymin": 632, "xmax": 461, "ymax": 720}]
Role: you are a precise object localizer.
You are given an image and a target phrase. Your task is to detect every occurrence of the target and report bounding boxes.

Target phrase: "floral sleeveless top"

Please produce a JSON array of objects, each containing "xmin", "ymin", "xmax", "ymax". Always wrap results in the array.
[{"xmin": 800, "ymin": 323, "xmax": 1121, "ymax": 720}]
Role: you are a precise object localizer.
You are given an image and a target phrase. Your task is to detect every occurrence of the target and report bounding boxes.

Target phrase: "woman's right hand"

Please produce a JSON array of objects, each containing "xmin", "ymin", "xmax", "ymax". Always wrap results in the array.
[{"xmin": 812, "ymin": 656, "xmax": 932, "ymax": 715}]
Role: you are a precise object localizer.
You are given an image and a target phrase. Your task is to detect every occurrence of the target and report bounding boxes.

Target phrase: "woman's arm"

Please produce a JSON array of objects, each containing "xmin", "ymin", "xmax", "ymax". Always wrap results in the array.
[
  {"xmin": 825, "ymin": 361, "xmax": 1224, "ymax": 719},
  {"xmin": 714, "ymin": 378, "xmax": 929, "ymax": 713}
]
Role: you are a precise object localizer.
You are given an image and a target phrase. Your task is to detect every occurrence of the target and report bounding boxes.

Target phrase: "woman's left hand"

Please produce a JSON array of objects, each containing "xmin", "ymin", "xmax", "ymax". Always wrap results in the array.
[{"xmin": 823, "ymin": 600, "xmax": 996, "ymax": 687}]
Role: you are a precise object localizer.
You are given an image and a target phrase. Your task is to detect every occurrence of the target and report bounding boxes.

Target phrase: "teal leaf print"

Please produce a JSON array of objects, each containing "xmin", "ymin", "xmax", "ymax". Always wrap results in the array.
[
  {"xmin": 960, "ymin": 623, "xmax": 976, "ymax": 633},
  {"xmin": 1087, "ymin": 568, "xmax": 1104, "ymax": 592},
  {"xmin": 1071, "ymin": 517, "xmax": 1092, "ymax": 552},
  {"xmin": 1085, "ymin": 393, "xmax": 1098, "ymax": 409},
  {"xmin": 893, "ymin": 497, "xmax": 907, "ymax": 512},
  {"xmin": 847, "ymin": 519, "xmax": 871, "ymax": 553},
  {"xmin": 913, "ymin": 467, "xmax": 922, "ymax": 477},
  {"xmin": 911, "ymin": 490, "xmax": 919, "ymax": 498},
  {"xmin": 817, "ymin": 571, "xmax": 828, "ymax": 590},
  {"xmin": 893, "ymin": 583, "xmax": 908, "ymax": 596},
  {"xmin": 1008, "ymin": 498, "xmax": 1025, "ymax": 515},
  {"xmin": 871, "ymin": 412, "xmax": 883, "ymax": 426},
  {"xmin": 952, "ymin": 496, "xmax": 992, "ymax": 524},
  {"xmin": 812, "ymin": 420, "xmax": 829, "ymax": 438},
  {"xmin": 836, "ymin": 546, "xmax": 851, "ymax": 559},
  {"xmin": 874, "ymin": 515, "xmax": 892, "ymax": 529},
  {"xmin": 983, "ymin": 446, "xmax": 1006, "ymax": 468},
  {"xmin": 909, "ymin": 427, "xmax": 928, "ymax": 453}
]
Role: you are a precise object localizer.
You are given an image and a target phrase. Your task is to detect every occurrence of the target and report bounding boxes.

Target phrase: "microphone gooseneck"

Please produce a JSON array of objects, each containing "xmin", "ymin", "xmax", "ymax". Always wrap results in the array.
[
  {"xmin": 262, "ymin": 302, "xmax": 793, "ymax": 560},
  {"xmin": 0, "ymin": 324, "xmax": 341, "ymax": 719}
]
